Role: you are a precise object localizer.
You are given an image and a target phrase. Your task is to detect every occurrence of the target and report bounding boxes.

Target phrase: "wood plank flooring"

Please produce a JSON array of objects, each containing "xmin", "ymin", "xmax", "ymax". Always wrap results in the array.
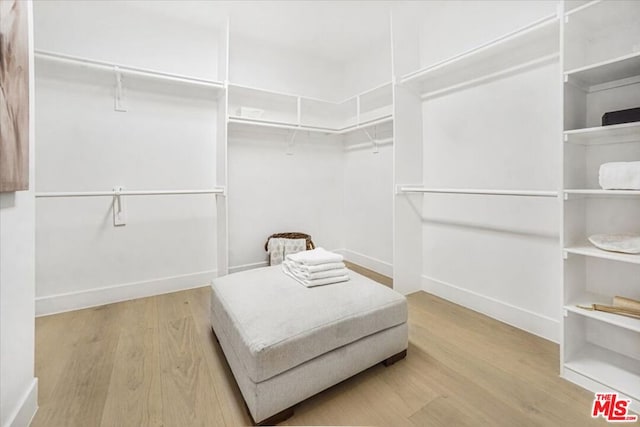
[{"xmin": 33, "ymin": 269, "xmax": 608, "ymax": 426}]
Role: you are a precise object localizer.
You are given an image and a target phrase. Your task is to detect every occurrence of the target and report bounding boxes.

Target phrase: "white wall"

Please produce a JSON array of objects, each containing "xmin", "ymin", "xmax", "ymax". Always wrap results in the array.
[
  {"xmin": 33, "ymin": 1, "xmax": 222, "ymax": 315},
  {"xmin": 227, "ymin": 130, "xmax": 345, "ymax": 271},
  {"xmin": 343, "ymin": 138, "xmax": 393, "ymax": 276},
  {"xmin": 230, "ymin": 33, "xmax": 345, "ymax": 100},
  {"xmin": 0, "ymin": 2, "xmax": 38, "ymax": 425},
  {"xmin": 416, "ymin": 1, "xmax": 562, "ymax": 341}
]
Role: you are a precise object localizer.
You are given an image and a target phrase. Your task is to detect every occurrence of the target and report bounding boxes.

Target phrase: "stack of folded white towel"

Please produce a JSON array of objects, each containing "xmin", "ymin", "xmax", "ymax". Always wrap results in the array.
[
  {"xmin": 282, "ymin": 248, "xmax": 350, "ymax": 287},
  {"xmin": 599, "ymin": 161, "xmax": 640, "ymax": 190}
]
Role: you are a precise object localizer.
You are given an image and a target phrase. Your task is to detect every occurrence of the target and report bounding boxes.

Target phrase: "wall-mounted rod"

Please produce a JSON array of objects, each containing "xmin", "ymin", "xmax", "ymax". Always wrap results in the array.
[
  {"xmin": 397, "ymin": 186, "xmax": 558, "ymax": 198},
  {"xmin": 35, "ymin": 50, "xmax": 224, "ymax": 89},
  {"xmin": 36, "ymin": 188, "xmax": 225, "ymax": 198}
]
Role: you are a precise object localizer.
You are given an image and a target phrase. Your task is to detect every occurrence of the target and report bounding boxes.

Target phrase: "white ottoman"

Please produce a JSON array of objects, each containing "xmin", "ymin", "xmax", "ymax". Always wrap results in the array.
[{"xmin": 210, "ymin": 266, "xmax": 408, "ymax": 425}]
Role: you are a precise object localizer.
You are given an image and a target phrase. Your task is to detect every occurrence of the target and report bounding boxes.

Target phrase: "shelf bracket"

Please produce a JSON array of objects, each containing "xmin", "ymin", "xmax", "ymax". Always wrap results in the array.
[
  {"xmin": 362, "ymin": 127, "xmax": 379, "ymax": 154},
  {"xmin": 286, "ymin": 130, "xmax": 298, "ymax": 156},
  {"xmin": 112, "ymin": 186, "xmax": 126, "ymax": 226},
  {"xmin": 562, "ymin": 250, "xmax": 569, "ymax": 260},
  {"xmin": 114, "ymin": 66, "xmax": 127, "ymax": 112}
]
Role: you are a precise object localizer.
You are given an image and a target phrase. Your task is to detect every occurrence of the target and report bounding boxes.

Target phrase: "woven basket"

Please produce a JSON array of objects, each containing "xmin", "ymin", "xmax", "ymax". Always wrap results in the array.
[{"xmin": 264, "ymin": 232, "xmax": 315, "ymax": 252}]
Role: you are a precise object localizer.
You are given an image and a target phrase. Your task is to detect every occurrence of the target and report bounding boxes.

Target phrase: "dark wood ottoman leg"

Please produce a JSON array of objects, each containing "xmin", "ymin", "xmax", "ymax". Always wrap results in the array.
[
  {"xmin": 255, "ymin": 406, "xmax": 295, "ymax": 426},
  {"xmin": 383, "ymin": 349, "xmax": 407, "ymax": 367}
]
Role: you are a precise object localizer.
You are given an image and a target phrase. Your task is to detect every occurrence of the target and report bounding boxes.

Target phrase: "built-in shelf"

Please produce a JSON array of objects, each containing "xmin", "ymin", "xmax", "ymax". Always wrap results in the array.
[
  {"xmin": 35, "ymin": 49, "xmax": 225, "ymax": 91},
  {"xmin": 565, "ymin": 244, "xmax": 640, "ymax": 265},
  {"xmin": 564, "ymin": 343, "xmax": 640, "ymax": 401},
  {"xmin": 228, "ymin": 82, "xmax": 393, "ymax": 134},
  {"xmin": 565, "ymin": 293, "xmax": 640, "ymax": 333},
  {"xmin": 397, "ymin": 186, "xmax": 558, "ymax": 198},
  {"xmin": 565, "ymin": 52, "xmax": 640, "ymax": 89},
  {"xmin": 228, "ymin": 114, "xmax": 393, "ymax": 136},
  {"xmin": 564, "ymin": 189, "xmax": 640, "ymax": 198},
  {"xmin": 401, "ymin": 13, "xmax": 559, "ymax": 95},
  {"xmin": 565, "ymin": 1, "xmax": 601, "ymax": 17},
  {"xmin": 564, "ymin": 121, "xmax": 640, "ymax": 145}
]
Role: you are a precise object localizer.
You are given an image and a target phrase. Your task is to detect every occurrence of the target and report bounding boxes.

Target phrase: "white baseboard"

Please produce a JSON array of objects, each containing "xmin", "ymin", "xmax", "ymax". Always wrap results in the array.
[
  {"xmin": 4, "ymin": 378, "xmax": 38, "ymax": 427},
  {"xmin": 421, "ymin": 274, "xmax": 560, "ymax": 343},
  {"xmin": 339, "ymin": 249, "xmax": 393, "ymax": 278},
  {"xmin": 36, "ymin": 270, "xmax": 217, "ymax": 316},
  {"xmin": 228, "ymin": 260, "xmax": 268, "ymax": 274}
]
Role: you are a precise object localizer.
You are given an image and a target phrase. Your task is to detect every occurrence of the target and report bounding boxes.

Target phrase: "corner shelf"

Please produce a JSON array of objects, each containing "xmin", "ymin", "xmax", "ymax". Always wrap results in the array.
[
  {"xmin": 400, "ymin": 13, "xmax": 559, "ymax": 95},
  {"xmin": 564, "ymin": 121, "xmax": 640, "ymax": 145},
  {"xmin": 564, "ymin": 244, "xmax": 640, "ymax": 265},
  {"xmin": 228, "ymin": 114, "xmax": 393, "ymax": 136}
]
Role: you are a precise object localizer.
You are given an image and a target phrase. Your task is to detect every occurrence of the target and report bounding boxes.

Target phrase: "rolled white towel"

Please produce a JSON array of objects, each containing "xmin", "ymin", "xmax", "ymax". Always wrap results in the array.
[
  {"xmin": 283, "ymin": 263, "xmax": 349, "ymax": 288},
  {"xmin": 285, "ymin": 247, "xmax": 343, "ymax": 266},
  {"xmin": 599, "ymin": 161, "xmax": 640, "ymax": 190}
]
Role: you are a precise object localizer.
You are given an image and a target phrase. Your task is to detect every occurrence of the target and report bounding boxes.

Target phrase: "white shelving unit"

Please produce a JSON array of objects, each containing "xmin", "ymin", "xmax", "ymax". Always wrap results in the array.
[
  {"xmin": 227, "ymin": 82, "xmax": 393, "ymax": 135},
  {"xmin": 400, "ymin": 13, "xmax": 559, "ymax": 97},
  {"xmin": 561, "ymin": 0, "xmax": 640, "ymax": 411},
  {"xmin": 35, "ymin": 50, "xmax": 226, "ymax": 97}
]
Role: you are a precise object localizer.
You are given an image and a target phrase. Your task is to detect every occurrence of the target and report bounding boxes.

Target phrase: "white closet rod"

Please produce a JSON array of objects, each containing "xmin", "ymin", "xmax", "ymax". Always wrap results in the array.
[
  {"xmin": 397, "ymin": 187, "xmax": 558, "ymax": 198},
  {"xmin": 36, "ymin": 189, "xmax": 225, "ymax": 198},
  {"xmin": 35, "ymin": 50, "xmax": 224, "ymax": 88}
]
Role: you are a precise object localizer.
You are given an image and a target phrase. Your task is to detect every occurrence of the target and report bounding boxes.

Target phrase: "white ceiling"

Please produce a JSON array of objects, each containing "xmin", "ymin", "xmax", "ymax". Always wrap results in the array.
[{"xmin": 130, "ymin": 1, "xmax": 394, "ymax": 62}]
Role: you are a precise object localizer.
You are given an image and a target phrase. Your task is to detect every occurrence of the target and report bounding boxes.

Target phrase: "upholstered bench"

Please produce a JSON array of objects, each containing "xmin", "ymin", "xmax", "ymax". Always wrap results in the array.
[{"xmin": 210, "ymin": 265, "xmax": 408, "ymax": 425}]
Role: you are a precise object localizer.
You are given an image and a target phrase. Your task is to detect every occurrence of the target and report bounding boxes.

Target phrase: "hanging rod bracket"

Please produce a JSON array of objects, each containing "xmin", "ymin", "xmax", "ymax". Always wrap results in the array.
[
  {"xmin": 113, "ymin": 186, "xmax": 126, "ymax": 226},
  {"xmin": 114, "ymin": 66, "xmax": 127, "ymax": 112},
  {"xmin": 362, "ymin": 128, "xmax": 379, "ymax": 154},
  {"xmin": 286, "ymin": 130, "xmax": 298, "ymax": 156}
]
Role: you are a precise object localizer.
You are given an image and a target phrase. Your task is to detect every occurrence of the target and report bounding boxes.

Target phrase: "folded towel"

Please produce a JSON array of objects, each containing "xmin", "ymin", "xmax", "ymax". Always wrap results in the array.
[
  {"xmin": 288, "ymin": 261, "xmax": 346, "ymax": 274},
  {"xmin": 285, "ymin": 247, "xmax": 343, "ymax": 266},
  {"xmin": 599, "ymin": 161, "xmax": 640, "ymax": 190},
  {"xmin": 283, "ymin": 262, "xmax": 349, "ymax": 288},
  {"xmin": 284, "ymin": 260, "xmax": 349, "ymax": 280}
]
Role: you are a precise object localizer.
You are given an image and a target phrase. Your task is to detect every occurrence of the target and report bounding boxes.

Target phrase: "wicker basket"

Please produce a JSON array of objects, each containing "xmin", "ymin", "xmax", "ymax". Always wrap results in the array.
[{"xmin": 264, "ymin": 232, "xmax": 315, "ymax": 252}]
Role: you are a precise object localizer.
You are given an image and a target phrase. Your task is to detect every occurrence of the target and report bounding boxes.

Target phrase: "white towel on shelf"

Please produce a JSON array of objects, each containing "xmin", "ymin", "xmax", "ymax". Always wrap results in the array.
[
  {"xmin": 285, "ymin": 247, "xmax": 343, "ymax": 266},
  {"xmin": 283, "ymin": 260, "xmax": 348, "ymax": 280},
  {"xmin": 599, "ymin": 161, "xmax": 640, "ymax": 190},
  {"xmin": 282, "ymin": 262, "xmax": 349, "ymax": 288}
]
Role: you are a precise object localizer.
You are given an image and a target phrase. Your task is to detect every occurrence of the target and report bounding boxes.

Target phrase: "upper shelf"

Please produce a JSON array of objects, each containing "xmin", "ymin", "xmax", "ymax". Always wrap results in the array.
[
  {"xmin": 400, "ymin": 13, "xmax": 559, "ymax": 96},
  {"xmin": 565, "ymin": 52, "xmax": 640, "ymax": 90},
  {"xmin": 228, "ymin": 114, "xmax": 393, "ymax": 136},
  {"xmin": 227, "ymin": 82, "xmax": 393, "ymax": 135},
  {"xmin": 35, "ymin": 50, "xmax": 225, "ymax": 92},
  {"xmin": 564, "ymin": 121, "xmax": 640, "ymax": 145}
]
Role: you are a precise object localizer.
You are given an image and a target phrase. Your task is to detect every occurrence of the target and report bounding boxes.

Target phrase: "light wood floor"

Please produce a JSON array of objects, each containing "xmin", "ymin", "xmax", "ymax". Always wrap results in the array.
[{"xmin": 33, "ymin": 269, "xmax": 607, "ymax": 426}]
